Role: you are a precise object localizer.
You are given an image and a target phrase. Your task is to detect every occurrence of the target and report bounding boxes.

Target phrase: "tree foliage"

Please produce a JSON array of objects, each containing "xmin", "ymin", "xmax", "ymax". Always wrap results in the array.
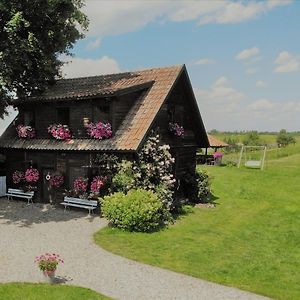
[
  {"xmin": 243, "ymin": 131, "xmax": 262, "ymax": 146},
  {"xmin": 0, "ymin": 0, "xmax": 88, "ymax": 116},
  {"xmin": 276, "ymin": 129, "xmax": 296, "ymax": 147}
]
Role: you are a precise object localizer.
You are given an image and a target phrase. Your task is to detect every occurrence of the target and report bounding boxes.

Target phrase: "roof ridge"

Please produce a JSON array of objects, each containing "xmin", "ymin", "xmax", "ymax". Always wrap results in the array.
[{"xmin": 59, "ymin": 64, "xmax": 184, "ymax": 82}]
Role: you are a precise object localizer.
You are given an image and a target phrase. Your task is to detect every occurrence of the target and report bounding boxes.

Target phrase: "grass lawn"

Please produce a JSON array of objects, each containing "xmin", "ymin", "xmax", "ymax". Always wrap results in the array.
[
  {"xmin": 0, "ymin": 283, "xmax": 111, "ymax": 300},
  {"xmin": 95, "ymin": 153, "xmax": 300, "ymax": 300}
]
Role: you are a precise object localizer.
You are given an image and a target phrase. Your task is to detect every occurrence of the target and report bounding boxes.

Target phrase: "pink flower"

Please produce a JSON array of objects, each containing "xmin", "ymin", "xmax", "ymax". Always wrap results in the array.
[
  {"xmin": 49, "ymin": 174, "xmax": 64, "ymax": 188},
  {"xmin": 213, "ymin": 152, "xmax": 223, "ymax": 159},
  {"xmin": 73, "ymin": 177, "xmax": 88, "ymax": 194},
  {"xmin": 48, "ymin": 124, "xmax": 71, "ymax": 140},
  {"xmin": 169, "ymin": 122, "xmax": 184, "ymax": 137},
  {"xmin": 16, "ymin": 125, "xmax": 36, "ymax": 139},
  {"xmin": 12, "ymin": 170, "xmax": 24, "ymax": 184},
  {"xmin": 90, "ymin": 176, "xmax": 106, "ymax": 194},
  {"xmin": 86, "ymin": 121, "xmax": 112, "ymax": 140},
  {"xmin": 25, "ymin": 167, "xmax": 39, "ymax": 183}
]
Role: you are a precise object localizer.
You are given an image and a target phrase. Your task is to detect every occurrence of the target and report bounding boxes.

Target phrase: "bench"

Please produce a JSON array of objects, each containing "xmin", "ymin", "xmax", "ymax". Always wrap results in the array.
[
  {"xmin": 6, "ymin": 188, "xmax": 34, "ymax": 205},
  {"xmin": 60, "ymin": 196, "xmax": 98, "ymax": 215}
]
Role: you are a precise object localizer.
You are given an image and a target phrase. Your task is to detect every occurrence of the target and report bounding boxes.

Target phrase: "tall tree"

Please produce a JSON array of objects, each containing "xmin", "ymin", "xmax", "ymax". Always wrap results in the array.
[{"xmin": 0, "ymin": 0, "xmax": 88, "ymax": 116}]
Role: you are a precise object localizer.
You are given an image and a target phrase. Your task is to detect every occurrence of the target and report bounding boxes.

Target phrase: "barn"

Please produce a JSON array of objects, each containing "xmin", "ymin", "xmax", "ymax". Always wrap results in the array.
[{"xmin": 0, "ymin": 65, "xmax": 209, "ymax": 202}]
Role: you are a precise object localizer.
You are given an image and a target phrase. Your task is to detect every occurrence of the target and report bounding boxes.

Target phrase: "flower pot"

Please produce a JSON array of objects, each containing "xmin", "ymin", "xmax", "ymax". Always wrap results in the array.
[{"xmin": 43, "ymin": 270, "xmax": 56, "ymax": 284}]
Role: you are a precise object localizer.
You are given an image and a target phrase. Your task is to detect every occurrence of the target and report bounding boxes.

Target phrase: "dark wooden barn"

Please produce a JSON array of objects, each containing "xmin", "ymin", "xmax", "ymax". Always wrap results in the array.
[{"xmin": 0, "ymin": 65, "xmax": 209, "ymax": 202}]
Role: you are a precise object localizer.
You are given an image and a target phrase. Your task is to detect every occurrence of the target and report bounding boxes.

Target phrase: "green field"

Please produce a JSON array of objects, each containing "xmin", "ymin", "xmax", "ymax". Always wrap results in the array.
[
  {"xmin": 0, "ymin": 283, "xmax": 111, "ymax": 300},
  {"xmin": 95, "ymin": 152, "xmax": 300, "ymax": 300}
]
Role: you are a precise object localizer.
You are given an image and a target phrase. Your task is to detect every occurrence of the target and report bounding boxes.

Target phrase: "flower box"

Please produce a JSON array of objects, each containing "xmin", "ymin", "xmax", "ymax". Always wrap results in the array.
[
  {"xmin": 16, "ymin": 124, "xmax": 36, "ymax": 138},
  {"xmin": 48, "ymin": 124, "xmax": 71, "ymax": 140}
]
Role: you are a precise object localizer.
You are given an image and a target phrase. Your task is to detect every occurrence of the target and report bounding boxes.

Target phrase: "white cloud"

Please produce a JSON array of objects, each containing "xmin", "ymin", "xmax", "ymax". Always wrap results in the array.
[
  {"xmin": 195, "ymin": 76, "xmax": 245, "ymax": 113},
  {"xmin": 236, "ymin": 47, "xmax": 260, "ymax": 60},
  {"xmin": 274, "ymin": 51, "xmax": 300, "ymax": 73},
  {"xmin": 194, "ymin": 58, "xmax": 216, "ymax": 65},
  {"xmin": 246, "ymin": 68, "xmax": 258, "ymax": 75},
  {"xmin": 256, "ymin": 80, "xmax": 267, "ymax": 87},
  {"xmin": 86, "ymin": 38, "xmax": 101, "ymax": 50},
  {"xmin": 62, "ymin": 56, "xmax": 121, "ymax": 78},
  {"xmin": 83, "ymin": 1, "xmax": 292, "ymax": 48},
  {"xmin": 247, "ymin": 98, "xmax": 275, "ymax": 112}
]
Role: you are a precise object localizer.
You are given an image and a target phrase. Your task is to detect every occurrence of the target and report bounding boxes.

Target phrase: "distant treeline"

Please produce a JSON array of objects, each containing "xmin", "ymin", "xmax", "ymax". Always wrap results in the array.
[{"xmin": 208, "ymin": 129, "xmax": 300, "ymax": 135}]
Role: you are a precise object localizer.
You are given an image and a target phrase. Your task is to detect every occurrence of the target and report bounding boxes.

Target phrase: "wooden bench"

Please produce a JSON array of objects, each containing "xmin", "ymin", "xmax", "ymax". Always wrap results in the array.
[
  {"xmin": 60, "ymin": 196, "xmax": 98, "ymax": 215},
  {"xmin": 6, "ymin": 188, "xmax": 34, "ymax": 205}
]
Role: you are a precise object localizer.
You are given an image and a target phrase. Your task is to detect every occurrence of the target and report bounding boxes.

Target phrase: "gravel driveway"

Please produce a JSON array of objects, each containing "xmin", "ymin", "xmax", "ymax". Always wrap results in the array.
[{"xmin": 0, "ymin": 199, "xmax": 269, "ymax": 300}]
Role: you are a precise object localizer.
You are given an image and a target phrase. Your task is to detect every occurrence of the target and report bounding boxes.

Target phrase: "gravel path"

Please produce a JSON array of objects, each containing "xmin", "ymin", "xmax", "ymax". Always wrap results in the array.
[{"xmin": 0, "ymin": 199, "xmax": 269, "ymax": 300}]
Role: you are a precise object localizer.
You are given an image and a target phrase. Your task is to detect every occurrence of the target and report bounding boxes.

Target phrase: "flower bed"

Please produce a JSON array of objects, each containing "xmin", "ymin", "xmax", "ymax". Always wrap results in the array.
[
  {"xmin": 48, "ymin": 124, "xmax": 71, "ymax": 140},
  {"xmin": 169, "ymin": 122, "xmax": 184, "ymax": 137},
  {"xmin": 86, "ymin": 121, "xmax": 112, "ymax": 139},
  {"xmin": 16, "ymin": 124, "xmax": 36, "ymax": 138}
]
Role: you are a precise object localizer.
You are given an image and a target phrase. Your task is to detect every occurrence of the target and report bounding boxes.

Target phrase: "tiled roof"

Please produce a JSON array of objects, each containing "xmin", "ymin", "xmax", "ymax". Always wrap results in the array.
[
  {"xmin": 1, "ymin": 65, "xmax": 188, "ymax": 151},
  {"xmin": 207, "ymin": 134, "xmax": 229, "ymax": 148}
]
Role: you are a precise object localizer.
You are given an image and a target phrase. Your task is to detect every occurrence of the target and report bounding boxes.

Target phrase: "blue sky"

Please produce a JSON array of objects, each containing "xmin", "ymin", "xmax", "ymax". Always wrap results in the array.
[{"xmin": 2, "ymin": 0, "xmax": 300, "ymax": 132}]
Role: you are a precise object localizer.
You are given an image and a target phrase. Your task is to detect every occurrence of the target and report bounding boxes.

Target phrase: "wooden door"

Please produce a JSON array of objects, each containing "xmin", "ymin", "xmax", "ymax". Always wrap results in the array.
[{"xmin": 42, "ymin": 168, "xmax": 54, "ymax": 203}]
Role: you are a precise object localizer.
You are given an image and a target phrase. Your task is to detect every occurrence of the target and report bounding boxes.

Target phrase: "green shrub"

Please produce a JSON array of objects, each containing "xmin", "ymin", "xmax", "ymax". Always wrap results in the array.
[
  {"xmin": 181, "ymin": 170, "xmax": 211, "ymax": 203},
  {"xmin": 101, "ymin": 189, "xmax": 168, "ymax": 232}
]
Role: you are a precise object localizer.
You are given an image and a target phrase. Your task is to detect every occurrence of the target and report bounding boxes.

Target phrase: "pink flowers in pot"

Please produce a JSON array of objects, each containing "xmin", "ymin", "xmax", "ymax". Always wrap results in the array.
[
  {"xmin": 86, "ymin": 121, "xmax": 112, "ymax": 140},
  {"xmin": 12, "ymin": 170, "xmax": 24, "ymax": 184},
  {"xmin": 25, "ymin": 167, "xmax": 40, "ymax": 183},
  {"xmin": 34, "ymin": 253, "xmax": 64, "ymax": 277},
  {"xmin": 49, "ymin": 174, "xmax": 64, "ymax": 188},
  {"xmin": 213, "ymin": 152, "xmax": 223, "ymax": 159},
  {"xmin": 169, "ymin": 122, "xmax": 184, "ymax": 137},
  {"xmin": 90, "ymin": 176, "xmax": 106, "ymax": 194},
  {"xmin": 73, "ymin": 177, "xmax": 88, "ymax": 194},
  {"xmin": 48, "ymin": 124, "xmax": 71, "ymax": 140},
  {"xmin": 16, "ymin": 124, "xmax": 36, "ymax": 138}
]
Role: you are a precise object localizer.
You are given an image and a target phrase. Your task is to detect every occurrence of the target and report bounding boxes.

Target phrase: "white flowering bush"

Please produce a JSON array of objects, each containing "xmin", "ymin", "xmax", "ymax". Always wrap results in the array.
[
  {"xmin": 112, "ymin": 160, "xmax": 135, "ymax": 193},
  {"xmin": 134, "ymin": 134, "xmax": 176, "ymax": 210}
]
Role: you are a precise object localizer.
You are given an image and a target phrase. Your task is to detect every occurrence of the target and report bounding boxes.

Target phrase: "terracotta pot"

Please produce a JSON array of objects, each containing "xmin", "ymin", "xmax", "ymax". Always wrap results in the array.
[{"xmin": 43, "ymin": 270, "xmax": 56, "ymax": 283}]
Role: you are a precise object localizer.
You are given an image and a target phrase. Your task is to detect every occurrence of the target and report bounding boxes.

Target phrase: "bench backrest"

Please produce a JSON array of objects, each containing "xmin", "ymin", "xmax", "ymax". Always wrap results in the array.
[
  {"xmin": 8, "ymin": 188, "xmax": 34, "ymax": 196},
  {"xmin": 64, "ymin": 196, "xmax": 98, "ymax": 207}
]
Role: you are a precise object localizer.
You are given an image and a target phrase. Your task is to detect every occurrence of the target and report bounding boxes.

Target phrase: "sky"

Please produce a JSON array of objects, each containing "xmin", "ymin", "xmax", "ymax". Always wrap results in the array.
[{"xmin": 1, "ymin": 0, "xmax": 300, "ymax": 133}]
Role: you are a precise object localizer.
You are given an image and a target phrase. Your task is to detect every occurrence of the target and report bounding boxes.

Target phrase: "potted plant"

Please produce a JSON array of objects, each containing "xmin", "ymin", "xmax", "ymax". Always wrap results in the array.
[
  {"xmin": 73, "ymin": 177, "xmax": 89, "ymax": 198},
  {"xmin": 12, "ymin": 170, "xmax": 25, "ymax": 187},
  {"xmin": 34, "ymin": 253, "xmax": 64, "ymax": 283},
  {"xmin": 213, "ymin": 151, "xmax": 223, "ymax": 165},
  {"xmin": 85, "ymin": 121, "xmax": 112, "ymax": 139},
  {"xmin": 168, "ymin": 122, "xmax": 184, "ymax": 137},
  {"xmin": 48, "ymin": 124, "xmax": 72, "ymax": 140},
  {"xmin": 16, "ymin": 124, "xmax": 36, "ymax": 139}
]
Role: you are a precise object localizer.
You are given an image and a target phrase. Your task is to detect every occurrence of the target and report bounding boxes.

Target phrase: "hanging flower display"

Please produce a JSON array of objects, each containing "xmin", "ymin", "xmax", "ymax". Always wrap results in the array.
[
  {"xmin": 85, "ymin": 121, "xmax": 112, "ymax": 140},
  {"xmin": 90, "ymin": 176, "xmax": 106, "ymax": 194},
  {"xmin": 25, "ymin": 167, "xmax": 40, "ymax": 183},
  {"xmin": 169, "ymin": 122, "xmax": 184, "ymax": 137},
  {"xmin": 12, "ymin": 170, "xmax": 25, "ymax": 184},
  {"xmin": 73, "ymin": 177, "xmax": 88, "ymax": 194},
  {"xmin": 48, "ymin": 124, "xmax": 71, "ymax": 140},
  {"xmin": 16, "ymin": 124, "xmax": 36, "ymax": 139},
  {"xmin": 49, "ymin": 174, "xmax": 64, "ymax": 188}
]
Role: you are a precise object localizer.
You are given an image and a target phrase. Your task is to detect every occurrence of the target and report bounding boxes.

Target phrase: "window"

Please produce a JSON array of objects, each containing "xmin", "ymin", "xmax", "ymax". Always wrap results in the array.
[
  {"xmin": 24, "ymin": 111, "xmax": 34, "ymax": 126},
  {"xmin": 93, "ymin": 103, "xmax": 110, "ymax": 123},
  {"xmin": 57, "ymin": 107, "xmax": 70, "ymax": 125}
]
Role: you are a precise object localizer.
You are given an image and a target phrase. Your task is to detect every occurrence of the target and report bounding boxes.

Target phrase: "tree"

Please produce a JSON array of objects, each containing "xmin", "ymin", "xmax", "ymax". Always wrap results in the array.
[
  {"xmin": 243, "ymin": 131, "xmax": 261, "ymax": 146},
  {"xmin": 276, "ymin": 129, "xmax": 296, "ymax": 147},
  {"xmin": 0, "ymin": 0, "xmax": 88, "ymax": 116}
]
